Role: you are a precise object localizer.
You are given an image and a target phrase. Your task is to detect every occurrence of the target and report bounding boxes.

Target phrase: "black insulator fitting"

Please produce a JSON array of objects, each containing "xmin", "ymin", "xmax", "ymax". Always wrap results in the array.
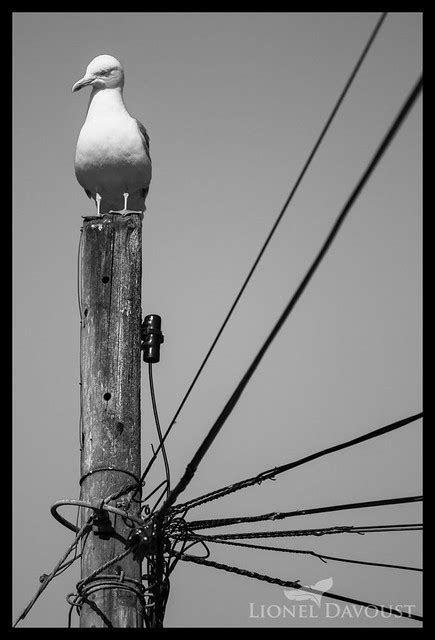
[
  {"xmin": 91, "ymin": 510, "xmax": 114, "ymax": 540},
  {"xmin": 141, "ymin": 314, "xmax": 164, "ymax": 363}
]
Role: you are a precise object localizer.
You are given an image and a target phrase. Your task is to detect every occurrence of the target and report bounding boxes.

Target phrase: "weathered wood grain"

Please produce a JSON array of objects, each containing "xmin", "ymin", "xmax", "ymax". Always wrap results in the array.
[{"xmin": 80, "ymin": 213, "xmax": 143, "ymax": 627}]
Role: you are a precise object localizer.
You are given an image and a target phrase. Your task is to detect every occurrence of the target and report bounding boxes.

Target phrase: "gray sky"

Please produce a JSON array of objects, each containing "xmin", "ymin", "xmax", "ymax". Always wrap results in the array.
[{"xmin": 13, "ymin": 12, "xmax": 422, "ymax": 627}]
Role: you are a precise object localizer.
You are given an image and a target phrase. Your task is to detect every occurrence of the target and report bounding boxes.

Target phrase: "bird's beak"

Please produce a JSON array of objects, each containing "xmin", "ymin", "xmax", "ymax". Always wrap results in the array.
[{"xmin": 72, "ymin": 75, "xmax": 94, "ymax": 92}]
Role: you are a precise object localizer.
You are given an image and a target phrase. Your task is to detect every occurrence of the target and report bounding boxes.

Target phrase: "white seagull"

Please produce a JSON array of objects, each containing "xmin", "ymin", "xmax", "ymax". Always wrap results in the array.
[{"xmin": 72, "ymin": 54, "xmax": 152, "ymax": 217}]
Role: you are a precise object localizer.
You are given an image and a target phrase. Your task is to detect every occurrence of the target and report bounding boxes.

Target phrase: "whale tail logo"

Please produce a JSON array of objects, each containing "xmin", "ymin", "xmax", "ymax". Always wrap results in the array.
[{"xmin": 283, "ymin": 577, "xmax": 333, "ymax": 607}]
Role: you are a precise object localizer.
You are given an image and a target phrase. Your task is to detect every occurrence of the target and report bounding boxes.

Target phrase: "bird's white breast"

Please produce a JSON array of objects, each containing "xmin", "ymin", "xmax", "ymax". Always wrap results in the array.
[{"xmin": 75, "ymin": 114, "xmax": 151, "ymax": 196}]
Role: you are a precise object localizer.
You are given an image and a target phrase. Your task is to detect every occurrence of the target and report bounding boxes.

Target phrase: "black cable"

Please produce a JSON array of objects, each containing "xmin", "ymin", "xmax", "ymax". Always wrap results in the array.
[
  {"xmin": 143, "ymin": 378, "xmax": 172, "ymax": 633},
  {"xmin": 174, "ymin": 552, "xmax": 422, "ymax": 622},
  {"xmin": 167, "ymin": 519, "xmax": 211, "ymax": 576},
  {"xmin": 13, "ymin": 520, "xmax": 92, "ymax": 627},
  {"xmin": 143, "ymin": 480, "xmax": 168, "ymax": 504},
  {"xmin": 181, "ymin": 536, "xmax": 422, "ymax": 572},
  {"xmin": 76, "ymin": 547, "xmax": 134, "ymax": 594},
  {"xmin": 167, "ymin": 519, "xmax": 190, "ymax": 575},
  {"xmin": 185, "ymin": 523, "xmax": 422, "ymax": 541},
  {"xmin": 150, "ymin": 486, "xmax": 169, "ymax": 516},
  {"xmin": 187, "ymin": 495, "xmax": 423, "ymax": 530},
  {"xmin": 172, "ymin": 413, "xmax": 422, "ymax": 513},
  {"xmin": 148, "ymin": 363, "xmax": 170, "ymax": 500},
  {"xmin": 160, "ymin": 76, "xmax": 422, "ymax": 515},
  {"xmin": 137, "ymin": 12, "xmax": 388, "ymax": 486}
]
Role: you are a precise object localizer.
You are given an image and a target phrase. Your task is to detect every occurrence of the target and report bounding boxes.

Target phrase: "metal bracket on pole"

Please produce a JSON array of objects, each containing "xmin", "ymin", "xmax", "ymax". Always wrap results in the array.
[
  {"xmin": 91, "ymin": 509, "xmax": 115, "ymax": 540},
  {"xmin": 126, "ymin": 519, "xmax": 159, "ymax": 562}
]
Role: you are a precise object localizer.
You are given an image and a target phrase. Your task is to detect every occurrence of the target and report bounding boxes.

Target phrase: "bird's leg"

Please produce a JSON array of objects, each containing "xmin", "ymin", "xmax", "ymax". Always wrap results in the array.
[
  {"xmin": 96, "ymin": 192, "xmax": 102, "ymax": 217},
  {"xmin": 122, "ymin": 192, "xmax": 129, "ymax": 213},
  {"xmin": 109, "ymin": 192, "xmax": 144, "ymax": 217}
]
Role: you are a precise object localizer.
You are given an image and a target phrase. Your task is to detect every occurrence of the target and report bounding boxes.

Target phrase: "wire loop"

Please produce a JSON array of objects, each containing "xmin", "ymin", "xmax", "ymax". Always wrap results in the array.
[{"xmin": 50, "ymin": 499, "xmax": 144, "ymax": 533}]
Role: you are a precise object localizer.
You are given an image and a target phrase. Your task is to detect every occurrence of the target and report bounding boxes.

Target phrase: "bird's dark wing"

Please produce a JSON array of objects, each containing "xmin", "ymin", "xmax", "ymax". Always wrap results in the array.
[{"xmin": 134, "ymin": 119, "xmax": 151, "ymax": 163}]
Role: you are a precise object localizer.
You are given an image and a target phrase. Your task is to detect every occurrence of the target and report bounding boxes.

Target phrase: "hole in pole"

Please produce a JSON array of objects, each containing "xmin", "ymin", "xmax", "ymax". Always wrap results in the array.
[
  {"xmin": 103, "ymin": 392, "xmax": 111, "ymax": 401},
  {"xmin": 102, "ymin": 276, "xmax": 110, "ymax": 284}
]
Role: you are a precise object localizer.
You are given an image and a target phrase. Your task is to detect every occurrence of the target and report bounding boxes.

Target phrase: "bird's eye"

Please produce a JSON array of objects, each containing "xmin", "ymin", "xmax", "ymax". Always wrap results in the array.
[{"xmin": 100, "ymin": 69, "xmax": 112, "ymax": 76}]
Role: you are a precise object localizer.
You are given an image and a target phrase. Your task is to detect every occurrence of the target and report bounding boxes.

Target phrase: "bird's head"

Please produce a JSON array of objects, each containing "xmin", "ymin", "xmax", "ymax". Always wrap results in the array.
[{"xmin": 72, "ymin": 55, "xmax": 125, "ymax": 92}]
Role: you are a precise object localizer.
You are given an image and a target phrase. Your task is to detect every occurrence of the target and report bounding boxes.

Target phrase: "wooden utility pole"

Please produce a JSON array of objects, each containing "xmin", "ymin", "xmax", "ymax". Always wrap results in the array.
[{"xmin": 79, "ymin": 213, "xmax": 143, "ymax": 628}]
